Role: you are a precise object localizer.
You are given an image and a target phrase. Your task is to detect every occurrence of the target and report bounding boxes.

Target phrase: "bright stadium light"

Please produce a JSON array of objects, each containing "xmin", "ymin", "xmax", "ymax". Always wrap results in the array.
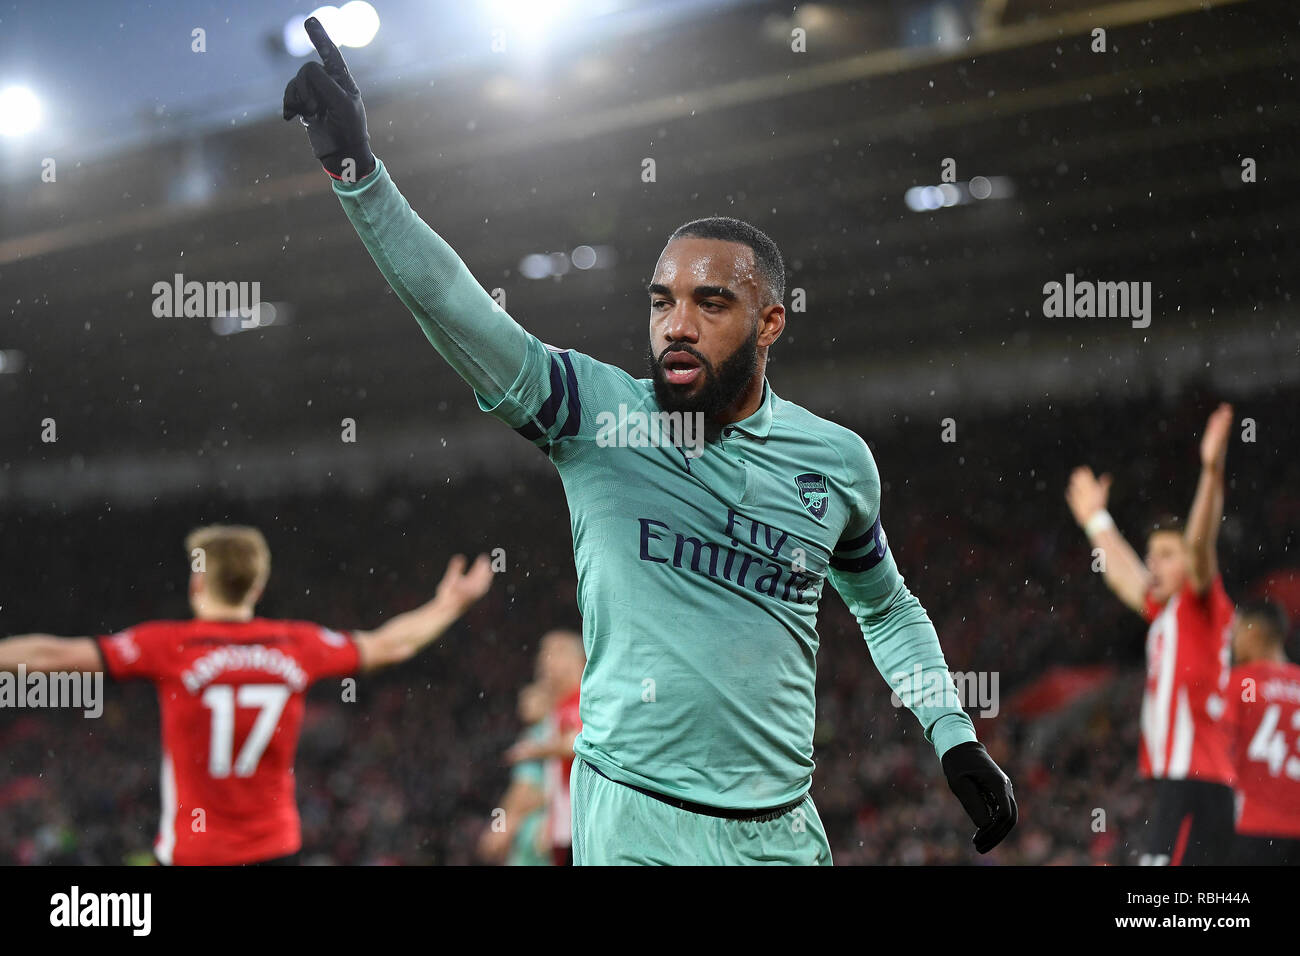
[
  {"xmin": 904, "ymin": 177, "xmax": 1015, "ymax": 212},
  {"xmin": 337, "ymin": 1, "xmax": 381, "ymax": 47},
  {"xmin": 0, "ymin": 85, "xmax": 42, "ymax": 138},
  {"xmin": 487, "ymin": 0, "xmax": 574, "ymax": 32},
  {"xmin": 284, "ymin": 19, "xmax": 315, "ymax": 56},
  {"xmin": 520, "ymin": 253, "xmax": 552, "ymax": 279},
  {"xmin": 548, "ymin": 252, "xmax": 571, "ymax": 277},
  {"xmin": 284, "ymin": 3, "xmax": 380, "ymax": 57}
]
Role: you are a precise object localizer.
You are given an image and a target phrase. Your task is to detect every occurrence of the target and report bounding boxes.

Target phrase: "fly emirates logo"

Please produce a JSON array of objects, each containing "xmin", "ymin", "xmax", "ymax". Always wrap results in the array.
[{"xmin": 637, "ymin": 508, "xmax": 825, "ymax": 605}]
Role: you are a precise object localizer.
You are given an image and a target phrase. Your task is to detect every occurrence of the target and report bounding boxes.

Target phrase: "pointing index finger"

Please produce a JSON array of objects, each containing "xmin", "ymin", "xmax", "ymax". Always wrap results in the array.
[{"xmin": 305, "ymin": 16, "xmax": 346, "ymax": 73}]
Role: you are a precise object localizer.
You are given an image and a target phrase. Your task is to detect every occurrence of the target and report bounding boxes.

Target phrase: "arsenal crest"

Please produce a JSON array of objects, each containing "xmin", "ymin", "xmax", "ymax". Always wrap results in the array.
[{"xmin": 795, "ymin": 473, "xmax": 829, "ymax": 520}]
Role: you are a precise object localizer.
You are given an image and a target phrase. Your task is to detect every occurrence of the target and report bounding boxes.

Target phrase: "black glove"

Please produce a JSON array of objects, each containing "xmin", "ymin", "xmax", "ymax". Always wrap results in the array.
[
  {"xmin": 942, "ymin": 741, "xmax": 1017, "ymax": 853},
  {"xmin": 282, "ymin": 17, "xmax": 375, "ymax": 182}
]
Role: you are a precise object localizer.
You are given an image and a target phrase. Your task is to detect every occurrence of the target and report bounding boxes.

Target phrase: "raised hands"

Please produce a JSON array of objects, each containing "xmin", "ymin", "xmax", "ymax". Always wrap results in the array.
[
  {"xmin": 1200, "ymin": 402, "xmax": 1234, "ymax": 472},
  {"xmin": 436, "ymin": 553, "xmax": 496, "ymax": 614},
  {"xmin": 1065, "ymin": 465, "xmax": 1112, "ymax": 529}
]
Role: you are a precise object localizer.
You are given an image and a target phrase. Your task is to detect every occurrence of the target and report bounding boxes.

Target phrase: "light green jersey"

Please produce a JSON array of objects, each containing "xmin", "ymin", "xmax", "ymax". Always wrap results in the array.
[
  {"xmin": 507, "ymin": 719, "xmax": 552, "ymax": 867},
  {"xmin": 334, "ymin": 160, "xmax": 978, "ymax": 809}
]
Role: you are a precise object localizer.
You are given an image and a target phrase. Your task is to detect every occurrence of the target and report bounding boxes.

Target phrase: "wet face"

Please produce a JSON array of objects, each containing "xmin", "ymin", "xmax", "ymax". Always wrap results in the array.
[
  {"xmin": 1145, "ymin": 531, "xmax": 1188, "ymax": 604},
  {"xmin": 647, "ymin": 237, "xmax": 783, "ymax": 418}
]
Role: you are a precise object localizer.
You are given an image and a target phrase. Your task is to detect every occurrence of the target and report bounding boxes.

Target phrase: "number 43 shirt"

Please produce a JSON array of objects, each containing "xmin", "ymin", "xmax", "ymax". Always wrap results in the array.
[
  {"xmin": 1224, "ymin": 659, "xmax": 1300, "ymax": 838},
  {"xmin": 95, "ymin": 619, "xmax": 360, "ymax": 865}
]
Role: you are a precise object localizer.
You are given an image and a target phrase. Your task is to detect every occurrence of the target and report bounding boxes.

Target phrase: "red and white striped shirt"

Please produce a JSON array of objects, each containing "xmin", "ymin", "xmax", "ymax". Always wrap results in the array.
[
  {"xmin": 545, "ymin": 686, "xmax": 582, "ymax": 851},
  {"xmin": 96, "ymin": 618, "xmax": 359, "ymax": 865},
  {"xmin": 1139, "ymin": 576, "xmax": 1235, "ymax": 784}
]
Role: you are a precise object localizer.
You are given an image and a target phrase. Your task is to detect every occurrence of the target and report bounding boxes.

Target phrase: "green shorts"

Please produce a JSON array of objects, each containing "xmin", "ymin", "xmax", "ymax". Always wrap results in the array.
[{"xmin": 571, "ymin": 759, "xmax": 833, "ymax": 865}]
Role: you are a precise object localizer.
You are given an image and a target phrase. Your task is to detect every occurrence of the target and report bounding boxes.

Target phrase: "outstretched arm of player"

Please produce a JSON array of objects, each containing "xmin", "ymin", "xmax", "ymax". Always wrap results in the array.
[
  {"xmin": 0, "ymin": 635, "xmax": 101, "ymax": 673},
  {"xmin": 353, "ymin": 554, "xmax": 494, "ymax": 672},
  {"xmin": 1184, "ymin": 403, "xmax": 1232, "ymax": 595},
  {"xmin": 1066, "ymin": 466, "xmax": 1151, "ymax": 615},
  {"xmin": 283, "ymin": 19, "xmax": 544, "ymax": 411}
]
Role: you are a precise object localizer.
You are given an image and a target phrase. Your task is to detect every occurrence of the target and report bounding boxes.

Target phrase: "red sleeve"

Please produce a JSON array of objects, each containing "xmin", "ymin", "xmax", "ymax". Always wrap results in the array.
[
  {"xmin": 1181, "ymin": 575, "xmax": 1235, "ymax": 653},
  {"xmin": 1210, "ymin": 575, "xmax": 1234, "ymax": 620},
  {"xmin": 296, "ymin": 623, "xmax": 361, "ymax": 682},
  {"xmin": 1183, "ymin": 574, "xmax": 1231, "ymax": 611},
  {"xmin": 95, "ymin": 622, "xmax": 174, "ymax": 682}
]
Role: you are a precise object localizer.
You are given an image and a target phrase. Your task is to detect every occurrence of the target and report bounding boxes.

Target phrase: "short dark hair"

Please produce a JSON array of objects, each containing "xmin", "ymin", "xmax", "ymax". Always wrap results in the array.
[
  {"xmin": 668, "ymin": 217, "xmax": 785, "ymax": 307},
  {"xmin": 1237, "ymin": 600, "xmax": 1290, "ymax": 647},
  {"xmin": 1147, "ymin": 513, "xmax": 1185, "ymax": 539}
]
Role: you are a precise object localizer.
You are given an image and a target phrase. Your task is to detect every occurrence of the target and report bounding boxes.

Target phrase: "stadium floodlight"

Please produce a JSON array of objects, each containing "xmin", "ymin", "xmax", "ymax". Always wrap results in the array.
[
  {"xmin": 519, "ymin": 253, "xmax": 552, "ymax": 279},
  {"xmin": 521, "ymin": 247, "xmax": 614, "ymax": 279},
  {"xmin": 336, "ymin": 2, "xmax": 381, "ymax": 47},
  {"xmin": 486, "ymin": 0, "xmax": 574, "ymax": 32},
  {"xmin": 0, "ymin": 85, "xmax": 42, "ymax": 138},
  {"xmin": 284, "ymin": 2, "xmax": 380, "ymax": 57},
  {"xmin": 904, "ymin": 177, "xmax": 1014, "ymax": 212}
]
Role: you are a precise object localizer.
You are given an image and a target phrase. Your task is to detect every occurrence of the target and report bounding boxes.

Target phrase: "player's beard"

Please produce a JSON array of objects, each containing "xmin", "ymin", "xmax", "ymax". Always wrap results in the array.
[{"xmin": 648, "ymin": 324, "xmax": 759, "ymax": 419}]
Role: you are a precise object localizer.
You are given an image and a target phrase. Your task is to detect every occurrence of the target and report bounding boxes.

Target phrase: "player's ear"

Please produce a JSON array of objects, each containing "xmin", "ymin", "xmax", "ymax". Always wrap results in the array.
[
  {"xmin": 188, "ymin": 571, "xmax": 204, "ymax": 598},
  {"xmin": 758, "ymin": 304, "xmax": 785, "ymax": 348}
]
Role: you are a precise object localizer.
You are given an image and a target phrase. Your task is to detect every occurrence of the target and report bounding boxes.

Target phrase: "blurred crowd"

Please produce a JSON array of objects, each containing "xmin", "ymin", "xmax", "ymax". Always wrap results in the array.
[{"xmin": 1, "ymin": 382, "xmax": 1295, "ymax": 864}]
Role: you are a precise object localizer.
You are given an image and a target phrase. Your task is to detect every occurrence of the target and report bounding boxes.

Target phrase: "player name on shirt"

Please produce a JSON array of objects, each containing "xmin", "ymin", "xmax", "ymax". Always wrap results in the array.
[
  {"xmin": 1256, "ymin": 677, "xmax": 1300, "ymax": 705},
  {"xmin": 181, "ymin": 644, "xmax": 310, "ymax": 693}
]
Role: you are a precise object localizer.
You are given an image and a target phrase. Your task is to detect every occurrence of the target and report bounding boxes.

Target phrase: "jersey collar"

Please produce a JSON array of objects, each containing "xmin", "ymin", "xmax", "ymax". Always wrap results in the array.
[{"xmin": 723, "ymin": 379, "xmax": 774, "ymax": 439}]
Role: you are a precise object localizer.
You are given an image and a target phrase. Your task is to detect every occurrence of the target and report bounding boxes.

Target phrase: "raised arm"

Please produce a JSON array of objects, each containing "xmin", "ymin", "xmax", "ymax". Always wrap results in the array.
[
  {"xmin": 284, "ymin": 18, "xmax": 542, "ymax": 409},
  {"xmin": 1185, "ymin": 402, "xmax": 1232, "ymax": 594},
  {"xmin": 1066, "ymin": 466, "xmax": 1151, "ymax": 616},
  {"xmin": 0, "ymin": 634, "xmax": 102, "ymax": 673},
  {"xmin": 353, "ymin": 554, "xmax": 494, "ymax": 673}
]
